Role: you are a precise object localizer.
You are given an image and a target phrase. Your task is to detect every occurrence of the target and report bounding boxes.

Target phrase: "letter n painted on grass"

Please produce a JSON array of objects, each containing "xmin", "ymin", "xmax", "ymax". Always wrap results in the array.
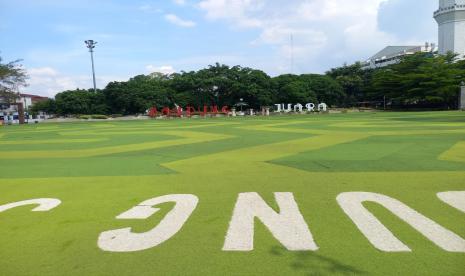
[
  {"xmin": 98, "ymin": 194, "xmax": 198, "ymax": 252},
  {"xmin": 223, "ymin": 192, "xmax": 318, "ymax": 251},
  {"xmin": 337, "ymin": 192, "xmax": 465, "ymax": 252}
]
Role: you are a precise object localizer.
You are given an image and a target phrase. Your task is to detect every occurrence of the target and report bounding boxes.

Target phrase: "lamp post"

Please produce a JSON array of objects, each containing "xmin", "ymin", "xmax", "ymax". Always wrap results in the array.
[
  {"xmin": 460, "ymin": 81, "xmax": 465, "ymax": 111},
  {"xmin": 85, "ymin": 40, "xmax": 98, "ymax": 93}
]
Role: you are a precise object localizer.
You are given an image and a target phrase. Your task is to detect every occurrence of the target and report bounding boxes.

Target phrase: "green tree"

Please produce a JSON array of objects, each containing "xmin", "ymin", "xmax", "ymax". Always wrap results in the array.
[
  {"xmin": 55, "ymin": 89, "xmax": 109, "ymax": 115},
  {"xmin": 104, "ymin": 74, "xmax": 174, "ymax": 114},
  {"xmin": 272, "ymin": 74, "xmax": 317, "ymax": 104},
  {"xmin": 271, "ymin": 74, "xmax": 343, "ymax": 106},
  {"xmin": 370, "ymin": 52, "xmax": 465, "ymax": 109},
  {"xmin": 30, "ymin": 98, "xmax": 56, "ymax": 114},
  {"xmin": 299, "ymin": 74, "xmax": 345, "ymax": 106},
  {"xmin": 240, "ymin": 68, "xmax": 274, "ymax": 107},
  {"xmin": 326, "ymin": 62, "xmax": 373, "ymax": 106},
  {"xmin": 170, "ymin": 64, "xmax": 272, "ymax": 109},
  {"xmin": 0, "ymin": 56, "xmax": 28, "ymax": 103}
]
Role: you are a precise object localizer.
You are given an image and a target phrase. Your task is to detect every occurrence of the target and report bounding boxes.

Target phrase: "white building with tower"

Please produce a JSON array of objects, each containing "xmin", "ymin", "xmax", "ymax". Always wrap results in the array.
[
  {"xmin": 434, "ymin": 0, "xmax": 465, "ymax": 57},
  {"xmin": 363, "ymin": 0, "xmax": 465, "ymax": 69}
]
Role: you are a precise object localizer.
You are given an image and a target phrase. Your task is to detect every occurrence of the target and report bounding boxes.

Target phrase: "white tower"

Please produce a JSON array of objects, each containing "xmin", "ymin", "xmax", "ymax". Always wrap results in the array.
[{"xmin": 434, "ymin": 0, "xmax": 465, "ymax": 56}]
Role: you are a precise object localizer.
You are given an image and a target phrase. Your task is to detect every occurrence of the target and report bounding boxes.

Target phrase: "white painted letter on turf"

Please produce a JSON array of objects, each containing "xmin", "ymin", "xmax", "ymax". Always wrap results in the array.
[
  {"xmin": 223, "ymin": 192, "xmax": 318, "ymax": 251},
  {"xmin": 306, "ymin": 103, "xmax": 315, "ymax": 112},
  {"xmin": 98, "ymin": 194, "xmax": 198, "ymax": 252},
  {"xmin": 437, "ymin": 191, "xmax": 465, "ymax": 213},
  {"xmin": 0, "ymin": 198, "xmax": 61, "ymax": 213},
  {"xmin": 337, "ymin": 192, "xmax": 465, "ymax": 252}
]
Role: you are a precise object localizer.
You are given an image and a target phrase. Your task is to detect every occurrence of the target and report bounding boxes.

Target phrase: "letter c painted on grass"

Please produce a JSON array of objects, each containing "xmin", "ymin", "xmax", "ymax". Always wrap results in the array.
[
  {"xmin": 98, "ymin": 194, "xmax": 198, "ymax": 252},
  {"xmin": 0, "ymin": 198, "xmax": 61, "ymax": 213}
]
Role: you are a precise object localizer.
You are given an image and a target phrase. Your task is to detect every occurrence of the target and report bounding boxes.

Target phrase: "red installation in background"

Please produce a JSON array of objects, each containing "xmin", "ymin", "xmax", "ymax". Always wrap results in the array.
[{"xmin": 148, "ymin": 106, "xmax": 230, "ymax": 118}]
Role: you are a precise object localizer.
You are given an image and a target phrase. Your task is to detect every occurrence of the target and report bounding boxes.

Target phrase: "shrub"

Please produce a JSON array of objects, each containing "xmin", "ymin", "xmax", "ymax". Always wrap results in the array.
[{"xmin": 90, "ymin": 114, "xmax": 108, "ymax": 119}]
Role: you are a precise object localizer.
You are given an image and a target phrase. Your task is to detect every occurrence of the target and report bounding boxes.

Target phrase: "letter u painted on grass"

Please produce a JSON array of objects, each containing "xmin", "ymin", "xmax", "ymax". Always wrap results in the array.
[
  {"xmin": 98, "ymin": 194, "xmax": 198, "ymax": 252},
  {"xmin": 337, "ymin": 192, "xmax": 465, "ymax": 252},
  {"xmin": 437, "ymin": 191, "xmax": 465, "ymax": 213}
]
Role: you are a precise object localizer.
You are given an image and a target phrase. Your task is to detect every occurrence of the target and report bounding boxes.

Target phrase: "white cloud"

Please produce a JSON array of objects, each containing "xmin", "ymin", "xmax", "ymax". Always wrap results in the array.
[
  {"xmin": 28, "ymin": 67, "xmax": 59, "ymax": 77},
  {"xmin": 23, "ymin": 67, "xmax": 127, "ymax": 97},
  {"xmin": 164, "ymin": 14, "xmax": 197, "ymax": 27},
  {"xmin": 139, "ymin": 4, "xmax": 163, "ymax": 13},
  {"xmin": 255, "ymin": 26, "xmax": 327, "ymax": 47},
  {"xmin": 197, "ymin": 0, "xmax": 400, "ymax": 73},
  {"xmin": 198, "ymin": 0, "xmax": 264, "ymax": 28},
  {"xmin": 172, "ymin": 0, "xmax": 187, "ymax": 5},
  {"xmin": 145, "ymin": 65, "xmax": 176, "ymax": 75}
]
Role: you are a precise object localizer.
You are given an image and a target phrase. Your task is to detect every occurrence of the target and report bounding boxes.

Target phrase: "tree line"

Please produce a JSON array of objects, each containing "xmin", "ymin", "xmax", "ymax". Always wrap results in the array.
[
  {"xmin": 32, "ymin": 64, "xmax": 345, "ymax": 116},
  {"xmin": 5, "ymin": 52, "xmax": 465, "ymax": 116}
]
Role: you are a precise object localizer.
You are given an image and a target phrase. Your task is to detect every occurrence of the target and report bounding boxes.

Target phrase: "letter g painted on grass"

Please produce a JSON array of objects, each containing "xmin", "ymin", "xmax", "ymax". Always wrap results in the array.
[
  {"xmin": 98, "ymin": 194, "xmax": 198, "ymax": 252},
  {"xmin": 0, "ymin": 198, "xmax": 61, "ymax": 213}
]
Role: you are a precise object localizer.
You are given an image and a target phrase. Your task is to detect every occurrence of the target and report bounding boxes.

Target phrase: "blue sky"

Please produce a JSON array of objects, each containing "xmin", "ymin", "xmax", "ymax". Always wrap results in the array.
[{"xmin": 0, "ymin": 0, "xmax": 438, "ymax": 96}]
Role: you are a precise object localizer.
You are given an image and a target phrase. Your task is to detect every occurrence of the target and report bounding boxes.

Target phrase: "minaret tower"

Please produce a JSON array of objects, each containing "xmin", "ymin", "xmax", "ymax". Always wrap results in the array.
[{"xmin": 434, "ymin": 0, "xmax": 465, "ymax": 56}]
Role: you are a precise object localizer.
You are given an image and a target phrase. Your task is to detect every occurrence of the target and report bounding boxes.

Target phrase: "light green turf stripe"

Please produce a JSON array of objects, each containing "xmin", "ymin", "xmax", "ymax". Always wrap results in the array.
[
  {"xmin": 89, "ymin": 124, "xmax": 117, "ymax": 128},
  {"xmin": 0, "ymin": 126, "xmax": 60, "ymax": 132},
  {"xmin": 1, "ymin": 125, "xmax": 115, "ymax": 134},
  {"xmin": 2, "ymin": 170, "xmax": 464, "ymax": 184},
  {"xmin": 0, "ymin": 131, "xmax": 233, "ymax": 159},
  {"xmin": 239, "ymin": 124, "xmax": 333, "ymax": 135},
  {"xmin": 438, "ymin": 141, "xmax": 465, "ymax": 163},
  {"xmin": 59, "ymin": 123, "xmax": 239, "ymax": 136},
  {"xmin": 330, "ymin": 122, "xmax": 465, "ymax": 128},
  {"xmin": 165, "ymin": 133, "xmax": 369, "ymax": 173},
  {"xmin": 0, "ymin": 138, "xmax": 108, "ymax": 145},
  {"xmin": 373, "ymin": 129, "xmax": 465, "ymax": 136},
  {"xmin": 241, "ymin": 123, "xmax": 465, "ymax": 137}
]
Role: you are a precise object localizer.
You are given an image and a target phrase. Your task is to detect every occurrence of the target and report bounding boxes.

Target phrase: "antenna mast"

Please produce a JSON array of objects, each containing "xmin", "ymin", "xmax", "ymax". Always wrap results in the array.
[{"xmin": 290, "ymin": 33, "xmax": 294, "ymax": 74}]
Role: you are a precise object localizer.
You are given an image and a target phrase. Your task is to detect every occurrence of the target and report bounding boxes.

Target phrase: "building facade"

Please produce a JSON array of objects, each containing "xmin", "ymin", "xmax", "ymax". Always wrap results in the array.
[
  {"xmin": 434, "ymin": 0, "xmax": 465, "ymax": 57},
  {"xmin": 362, "ymin": 44, "xmax": 435, "ymax": 69},
  {"xmin": 0, "ymin": 93, "xmax": 50, "ymax": 124}
]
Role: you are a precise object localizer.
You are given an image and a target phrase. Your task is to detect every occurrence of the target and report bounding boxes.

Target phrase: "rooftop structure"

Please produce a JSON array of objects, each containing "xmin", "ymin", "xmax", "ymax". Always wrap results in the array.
[
  {"xmin": 362, "ymin": 44, "xmax": 436, "ymax": 69},
  {"xmin": 0, "ymin": 93, "xmax": 48, "ymax": 112}
]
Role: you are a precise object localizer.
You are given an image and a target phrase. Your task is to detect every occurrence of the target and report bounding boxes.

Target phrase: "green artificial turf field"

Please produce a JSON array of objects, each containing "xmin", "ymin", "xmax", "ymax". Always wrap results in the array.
[{"xmin": 0, "ymin": 111, "xmax": 464, "ymax": 275}]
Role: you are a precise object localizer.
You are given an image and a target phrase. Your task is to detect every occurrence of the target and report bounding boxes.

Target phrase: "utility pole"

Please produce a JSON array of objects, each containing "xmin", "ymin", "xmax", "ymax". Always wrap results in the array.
[
  {"xmin": 85, "ymin": 40, "xmax": 98, "ymax": 92},
  {"xmin": 460, "ymin": 81, "xmax": 465, "ymax": 111}
]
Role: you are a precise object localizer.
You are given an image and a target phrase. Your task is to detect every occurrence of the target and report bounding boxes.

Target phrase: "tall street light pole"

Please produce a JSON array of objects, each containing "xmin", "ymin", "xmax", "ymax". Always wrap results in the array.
[
  {"xmin": 85, "ymin": 40, "xmax": 97, "ymax": 93},
  {"xmin": 460, "ymin": 81, "xmax": 465, "ymax": 111}
]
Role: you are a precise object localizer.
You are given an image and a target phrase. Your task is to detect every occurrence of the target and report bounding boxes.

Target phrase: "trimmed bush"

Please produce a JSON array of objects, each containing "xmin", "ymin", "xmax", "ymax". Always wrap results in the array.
[{"xmin": 90, "ymin": 114, "xmax": 108, "ymax": 119}]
